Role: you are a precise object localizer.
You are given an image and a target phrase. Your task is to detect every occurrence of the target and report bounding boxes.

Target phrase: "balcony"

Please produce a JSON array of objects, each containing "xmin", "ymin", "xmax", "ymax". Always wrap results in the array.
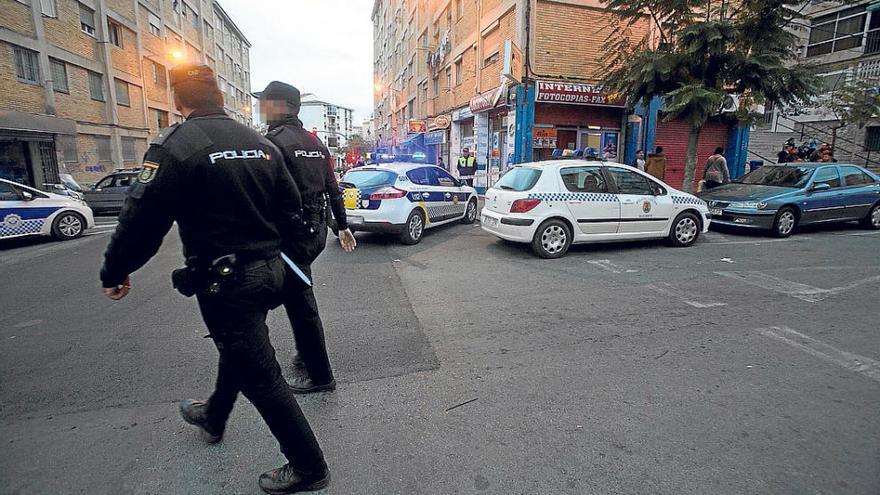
[{"xmin": 867, "ymin": 30, "xmax": 880, "ymax": 55}]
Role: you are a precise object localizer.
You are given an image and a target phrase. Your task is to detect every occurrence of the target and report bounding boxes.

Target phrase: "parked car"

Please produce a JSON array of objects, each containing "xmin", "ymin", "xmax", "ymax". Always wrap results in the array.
[
  {"xmin": 83, "ymin": 169, "xmax": 140, "ymax": 214},
  {"xmin": 700, "ymin": 163, "xmax": 880, "ymax": 237},
  {"xmin": 331, "ymin": 162, "xmax": 478, "ymax": 244},
  {"xmin": 0, "ymin": 178, "xmax": 95, "ymax": 241},
  {"xmin": 481, "ymin": 160, "xmax": 710, "ymax": 258}
]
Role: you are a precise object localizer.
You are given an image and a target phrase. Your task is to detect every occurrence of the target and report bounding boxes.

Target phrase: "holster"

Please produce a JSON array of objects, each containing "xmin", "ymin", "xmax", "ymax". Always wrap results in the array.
[{"xmin": 171, "ymin": 254, "xmax": 238, "ymax": 297}]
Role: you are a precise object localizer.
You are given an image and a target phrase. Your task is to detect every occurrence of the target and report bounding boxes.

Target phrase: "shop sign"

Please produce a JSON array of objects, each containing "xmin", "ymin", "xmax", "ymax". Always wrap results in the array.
[
  {"xmin": 470, "ymin": 85, "xmax": 506, "ymax": 113},
  {"xmin": 532, "ymin": 128, "xmax": 558, "ymax": 149},
  {"xmin": 425, "ymin": 130, "xmax": 447, "ymax": 145},
  {"xmin": 408, "ymin": 119, "xmax": 427, "ymax": 134},
  {"xmin": 535, "ymin": 80, "xmax": 625, "ymax": 107},
  {"xmin": 429, "ymin": 114, "xmax": 451, "ymax": 130},
  {"xmin": 452, "ymin": 106, "xmax": 473, "ymax": 121}
]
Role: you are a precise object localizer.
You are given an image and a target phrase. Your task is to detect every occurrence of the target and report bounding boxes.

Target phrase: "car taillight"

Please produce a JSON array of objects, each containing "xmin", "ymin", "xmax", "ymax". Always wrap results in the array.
[
  {"xmin": 370, "ymin": 186, "xmax": 407, "ymax": 200},
  {"xmin": 510, "ymin": 198, "xmax": 541, "ymax": 213}
]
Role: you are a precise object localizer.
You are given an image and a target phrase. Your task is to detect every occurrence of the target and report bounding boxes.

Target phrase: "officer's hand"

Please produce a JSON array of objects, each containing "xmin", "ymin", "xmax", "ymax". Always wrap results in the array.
[
  {"xmin": 339, "ymin": 229, "xmax": 357, "ymax": 253},
  {"xmin": 103, "ymin": 276, "xmax": 131, "ymax": 300}
]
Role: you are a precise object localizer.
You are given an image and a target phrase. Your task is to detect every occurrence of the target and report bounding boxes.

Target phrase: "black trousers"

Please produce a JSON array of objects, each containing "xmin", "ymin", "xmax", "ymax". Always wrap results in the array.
[
  {"xmin": 196, "ymin": 258, "xmax": 326, "ymax": 474},
  {"xmin": 282, "ymin": 263, "xmax": 334, "ymax": 384}
]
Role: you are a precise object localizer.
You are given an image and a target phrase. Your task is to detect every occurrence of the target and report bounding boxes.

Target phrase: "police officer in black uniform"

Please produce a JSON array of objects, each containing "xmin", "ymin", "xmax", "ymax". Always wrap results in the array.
[
  {"xmin": 100, "ymin": 64, "xmax": 330, "ymax": 494},
  {"xmin": 257, "ymin": 81, "xmax": 356, "ymax": 394}
]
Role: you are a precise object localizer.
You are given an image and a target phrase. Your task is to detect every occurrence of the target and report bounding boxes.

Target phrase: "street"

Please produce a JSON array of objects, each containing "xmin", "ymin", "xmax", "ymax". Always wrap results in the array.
[{"xmin": 1, "ymin": 218, "xmax": 879, "ymax": 495}]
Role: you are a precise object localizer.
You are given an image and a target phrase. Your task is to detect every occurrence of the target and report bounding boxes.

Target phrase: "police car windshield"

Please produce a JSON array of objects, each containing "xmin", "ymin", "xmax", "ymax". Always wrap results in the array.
[
  {"xmin": 343, "ymin": 169, "xmax": 398, "ymax": 188},
  {"xmin": 495, "ymin": 167, "xmax": 542, "ymax": 191},
  {"xmin": 736, "ymin": 166, "xmax": 813, "ymax": 188}
]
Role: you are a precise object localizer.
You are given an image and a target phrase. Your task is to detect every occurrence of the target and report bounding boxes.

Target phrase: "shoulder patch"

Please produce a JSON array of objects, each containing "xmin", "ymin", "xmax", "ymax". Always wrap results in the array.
[
  {"xmin": 267, "ymin": 127, "xmax": 284, "ymax": 137},
  {"xmin": 138, "ymin": 161, "xmax": 160, "ymax": 184},
  {"xmin": 151, "ymin": 124, "xmax": 180, "ymax": 146}
]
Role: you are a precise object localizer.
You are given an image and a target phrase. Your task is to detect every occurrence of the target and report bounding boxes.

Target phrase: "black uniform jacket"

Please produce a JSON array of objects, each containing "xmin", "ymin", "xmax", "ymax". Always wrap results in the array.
[{"xmin": 100, "ymin": 108, "xmax": 302, "ymax": 288}]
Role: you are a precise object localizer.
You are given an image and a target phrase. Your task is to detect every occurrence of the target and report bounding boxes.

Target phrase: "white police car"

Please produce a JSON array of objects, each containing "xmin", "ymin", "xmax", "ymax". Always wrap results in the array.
[
  {"xmin": 338, "ymin": 162, "xmax": 478, "ymax": 244},
  {"xmin": 481, "ymin": 160, "xmax": 710, "ymax": 258},
  {"xmin": 0, "ymin": 178, "xmax": 95, "ymax": 241}
]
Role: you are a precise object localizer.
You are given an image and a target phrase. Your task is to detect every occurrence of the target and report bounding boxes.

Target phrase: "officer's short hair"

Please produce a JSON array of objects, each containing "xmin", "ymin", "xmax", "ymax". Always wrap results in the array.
[{"xmin": 173, "ymin": 80, "xmax": 224, "ymax": 110}]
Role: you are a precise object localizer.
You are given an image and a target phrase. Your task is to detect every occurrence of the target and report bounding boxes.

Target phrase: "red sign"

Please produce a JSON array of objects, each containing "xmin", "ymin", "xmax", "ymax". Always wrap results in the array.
[
  {"xmin": 535, "ymin": 80, "xmax": 625, "ymax": 107},
  {"xmin": 469, "ymin": 86, "xmax": 505, "ymax": 113},
  {"xmin": 408, "ymin": 119, "xmax": 427, "ymax": 134}
]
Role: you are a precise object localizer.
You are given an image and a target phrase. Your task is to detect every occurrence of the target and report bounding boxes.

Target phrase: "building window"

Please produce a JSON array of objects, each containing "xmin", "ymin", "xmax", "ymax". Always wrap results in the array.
[
  {"xmin": 79, "ymin": 3, "xmax": 96, "ymax": 37},
  {"xmin": 108, "ymin": 21, "xmax": 123, "ymax": 48},
  {"xmin": 96, "ymin": 136, "xmax": 112, "ymax": 162},
  {"xmin": 807, "ymin": 6, "xmax": 867, "ymax": 57},
  {"xmin": 88, "ymin": 71, "xmax": 104, "ymax": 100},
  {"xmin": 432, "ymin": 76, "xmax": 439, "ymax": 96},
  {"xmin": 121, "ymin": 137, "xmax": 136, "ymax": 161},
  {"xmin": 483, "ymin": 51, "xmax": 499, "ymax": 68},
  {"xmin": 13, "ymin": 46, "xmax": 41, "ymax": 85},
  {"xmin": 40, "ymin": 0, "xmax": 57, "ymax": 18},
  {"xmin": 455, "ymin": 58, "xmax": 463, "ymax": 85},
  {"xmin": 60, "ymin": 136, "xmax": 77, "ymax": 162},
  {"xmin": 154, "ymin": 108, "xmax": 168, "ymax": 128},
  {"xmin": 456, "ymin": 0, "xmax": 464, "ymax": 19},
  {"xmin": 204, "ymin": 20, "xmax": 213, "ymax": 39},
  {"xmin": 865, "ymin": 126, "xmax": 880, "ymax": 151},
  {"xmin": 49, "ymin": 58, "xmax": 68, "ymax": 93},
  {"xmin": 114, "ymin": 79, "xmax": 130, "ymax": 106},
  {"xmin": 446, "ymin": 66, "xmax": 452, "ymax": 90},
  {"xmin": 151, "ymin": 60, "xmax": 166, "ymax": 86},
  {"xmin": 148, "ymin": 13, "xmax": 161, "ymax": 37}
]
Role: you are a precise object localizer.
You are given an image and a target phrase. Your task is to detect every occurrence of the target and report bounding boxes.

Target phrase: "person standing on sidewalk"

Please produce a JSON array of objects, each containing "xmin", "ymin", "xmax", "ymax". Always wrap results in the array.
[
  {"xmin": 258, "ymin": 81, "xmax": 356, "ymax": 394},
  {"xmin": 99, "ymin": 64, "xmax": 330, "ymax": 494},
  {"xmin": 645, "ymin": 146, "xmax": 667, "ymax": 180},
  {"xmin": 702, "ymin": 147, "xmax": 731, "ymax": 189},
  {"xmin": 457, "ymin": 147, "xmax": 476, "ymax": 186}
]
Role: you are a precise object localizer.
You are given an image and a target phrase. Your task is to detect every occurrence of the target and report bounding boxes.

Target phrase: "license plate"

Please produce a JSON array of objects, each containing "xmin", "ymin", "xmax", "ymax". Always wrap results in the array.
[
  {"xmin": 343, "ymin": 188, "xmax": 360, "ymax": 210},
  {"xmin": 348, "ymin": 216, "xmax": 364, "ymax": 225},
  {"xmin": 709, "ymin": 208, "xmax": 723, "ymax": 216},
  {"xmin": 482, "ymin": 215, "xmax": 498, "ymax": 226}
]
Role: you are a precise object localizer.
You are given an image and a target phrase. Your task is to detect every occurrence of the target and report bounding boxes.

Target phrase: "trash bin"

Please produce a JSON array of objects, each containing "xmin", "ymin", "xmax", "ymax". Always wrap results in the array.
[{"xmin": 749, "ymin": 160, "xmax": 763, "ymax": 172}]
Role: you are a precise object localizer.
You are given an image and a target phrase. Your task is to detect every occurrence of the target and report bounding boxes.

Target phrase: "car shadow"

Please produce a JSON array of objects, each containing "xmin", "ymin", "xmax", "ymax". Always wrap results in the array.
[
  {"xmin": 0, "ymin": 235, "xmax": 58, "ymax": 251},
  {"xmin": 710, "ymin": 220, "xmax": 868, "ymax": 237}
]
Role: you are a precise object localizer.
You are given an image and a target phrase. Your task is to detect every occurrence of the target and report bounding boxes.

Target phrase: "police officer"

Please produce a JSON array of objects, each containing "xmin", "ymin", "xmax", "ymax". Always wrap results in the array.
[
  {"xmin": 257, "ymin": 81, "xmax": 356, "ymax": 394},
  {"xmin": 457, "ymin": 147, "xmax": 476, "ymax": 186},
  {"xmin": 100, "ymin": 64, "xmax": 329, "ymax": 494}
]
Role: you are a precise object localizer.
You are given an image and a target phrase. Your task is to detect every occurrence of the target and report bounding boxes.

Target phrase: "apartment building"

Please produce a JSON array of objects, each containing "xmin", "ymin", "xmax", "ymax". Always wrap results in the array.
[
  {"xmin": 749, "ymin": 1, "xmax": 880, "ymax": 170},
  {"xmin": 298, "ymin": 96, "xmax": 354, "ymax": 170},
  {"xmin": 0, "ymin": 0, "xmax": 252, "ymax": 187},
  {"xmin": 372, "ymin": 0, "xmax": 750, "ymax": 192}
]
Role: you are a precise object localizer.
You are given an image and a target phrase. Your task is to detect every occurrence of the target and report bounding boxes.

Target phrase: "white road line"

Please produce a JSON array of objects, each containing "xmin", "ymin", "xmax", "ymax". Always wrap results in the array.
[
  {"xmin": 716, "ymin": 271, "xmax": 880, "ymax": 302},
  {"xmin": 587, "ymin": 259, "xmax": 628, "ymax": 274},
  {"xmin": 647, "ymin": 282, "xmax": 727, "ymax": 308},
  {"xmin": 846, "ymin": 230, "xmax": 880, "ymax": 236},
  {"xmin": 705, "ymin": 236, "xmax": 812, "ymax": 245},
  {"xmin": 82, "ymin": 231, "xmax": 113, "ymax": 237},
  {"xmin": 759, "ymin": 326, "xmax": 880, "ymax": 384}
]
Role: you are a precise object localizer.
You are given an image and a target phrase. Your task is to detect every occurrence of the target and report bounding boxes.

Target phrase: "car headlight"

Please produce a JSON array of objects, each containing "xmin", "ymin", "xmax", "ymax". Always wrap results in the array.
[{"xmin": 730, "ymin": 201, "xmax": 767, "ymax": 209}]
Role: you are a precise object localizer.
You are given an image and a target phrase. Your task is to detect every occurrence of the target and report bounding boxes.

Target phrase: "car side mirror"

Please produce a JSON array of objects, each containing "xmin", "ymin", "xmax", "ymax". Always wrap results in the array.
[
  {"xmin": 811, "ymin": 183, "xmax": 831, "ymax": 192},
  {"xmin": 21, "ymin": 191, "xmax": 34, "ymax": 201}
]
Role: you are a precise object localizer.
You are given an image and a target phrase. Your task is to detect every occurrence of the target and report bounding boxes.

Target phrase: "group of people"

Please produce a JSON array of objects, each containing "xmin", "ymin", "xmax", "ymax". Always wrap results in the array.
[
  {"xmin": 777, "ymin": 140, "xmax": 837, "ymax": 163},
  {"xmin": 100, "ymin": 63, "xmax": 356, "ymax": 494},
  {"xmin": 632, "ymin": 146, "xmax": 731, "ymax": 190}
]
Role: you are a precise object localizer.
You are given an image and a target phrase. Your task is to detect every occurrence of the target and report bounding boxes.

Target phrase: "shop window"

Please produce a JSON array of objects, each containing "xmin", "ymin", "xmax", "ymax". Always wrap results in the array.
[
  {"xmin": 49, "ymin": 58, "xmax": 68, "ymax": 93},
  {"xmin": 121, "ymin": 138, "xmax": 136, "ymax": 161},
  {"xmin": 79, "ymin": 3, "xmax": 96, "ymax": 37},
  {"xmin": 108, "ymin": 21, "xmax": 123, "ymax": 48},
  {"xmin": 13, "ymin": 46, "xmax": 41, "ymax": 85},
  {"xmin": 40, "ymin": 0, "xmax": 57, "ymax": 18},
  {"xmin": 88, "ymin": 71, "xmax": 104, "ymax": 101},
  {"xmin": 114, "ymin": 79, "xmax": 130, "ymax": 106},
  {"xmin": 96, "ymin": 136, "xmax": 112, "ymax": 162}
]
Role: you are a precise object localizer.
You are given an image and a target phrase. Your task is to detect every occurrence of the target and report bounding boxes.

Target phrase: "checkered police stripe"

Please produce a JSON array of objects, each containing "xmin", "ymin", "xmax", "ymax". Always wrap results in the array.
[
  {"xmin": 427, "ymin": 204, "xmax": 465, "ymax": 220},
  {"xmin": 528, "ymin": 192, "xmax": 620, "ymax": 202},
  {"xmin": 671, "ymin": 195, "xmax": 707, "ymax": 206},
  {"xmin": 0, "ymin": 219, "xmax": 44, "ymax": 237}
]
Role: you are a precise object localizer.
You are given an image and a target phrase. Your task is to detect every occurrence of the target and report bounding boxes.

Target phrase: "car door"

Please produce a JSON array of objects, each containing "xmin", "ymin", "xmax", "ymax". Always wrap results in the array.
[
  {"xmin": 838, "ymin": 165, "xmax": 880, "ymax": 219},
  {"xmin": 605, "ymin": 167, "xmax": 670, "ymax": 235},
  {"xmin": 801, "ymin": 166, "xmax": 847, "ymax": 223},
  {"xmin": 558, "ymin": 165, "xmax": 619, "ymax": 234},
  {"xmin": 406, "ymin": 167, "xmax": 445, "ymax": 224},
  {"xmin": 107, "ymin": 174, "xmax": 136, "ymax": 210},
  {"xmin": 432, "ymin": 167, "xmax": 466, "ymax": 220},
  {"xmin": 0, "ymin": 182, "xmax": 55, "ymax": 238},
  {"xmin": 84, "ymin": 175, "xmax": 117, "ymax": 211}
]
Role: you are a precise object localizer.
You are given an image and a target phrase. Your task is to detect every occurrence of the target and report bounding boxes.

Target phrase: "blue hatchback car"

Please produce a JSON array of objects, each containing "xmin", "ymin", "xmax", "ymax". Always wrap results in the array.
[{"xmin": 699, "ymin": 163, "xmax": 880, "ymax": 237}]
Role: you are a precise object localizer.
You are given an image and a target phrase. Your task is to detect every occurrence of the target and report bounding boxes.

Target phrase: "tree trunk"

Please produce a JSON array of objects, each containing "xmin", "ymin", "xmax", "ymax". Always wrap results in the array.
[{"xmin": 682, "ymin": 124, "xmax": 702, "ymax": 193}]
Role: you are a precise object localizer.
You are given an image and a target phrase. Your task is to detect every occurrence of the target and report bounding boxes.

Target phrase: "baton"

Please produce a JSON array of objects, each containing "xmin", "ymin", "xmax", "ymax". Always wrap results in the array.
[{"xmin": 280, "ymin": 252, "xmax": 312, "ymax": 287}]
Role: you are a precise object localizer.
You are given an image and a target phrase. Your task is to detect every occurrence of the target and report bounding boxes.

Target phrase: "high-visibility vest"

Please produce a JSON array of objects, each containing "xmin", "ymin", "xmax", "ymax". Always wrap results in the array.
[{"xmin": 458, "ymin": 156, "xmax": 475, "ymax": 168}]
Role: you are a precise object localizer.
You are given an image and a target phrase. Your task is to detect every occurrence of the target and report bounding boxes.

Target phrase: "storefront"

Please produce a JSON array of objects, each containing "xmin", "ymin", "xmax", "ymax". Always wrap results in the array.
[
  {"xmin": 426, "ymin": 114, "xmax": 451, "ymax": 170},
  {"xmin": 451, "ymin": 106, "xmax": 474, "ymax": 171},
  {"xmin": 0, "ymin": 111, "xmax": 75, "ymax": 189},
  {"xmin": 470, "ymin": 85, "xmax": 514, "ymax": 192},
  {"xmin": 532, "ymin": 80, "xmax": 626, "ymax": 162}
]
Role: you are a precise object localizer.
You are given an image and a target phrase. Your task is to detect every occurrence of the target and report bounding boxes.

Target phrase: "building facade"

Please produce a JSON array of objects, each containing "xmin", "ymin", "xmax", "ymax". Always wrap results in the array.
[
  {"xmin": 749, "ymin": 1, "xmax": 880, "ymax": 171},
  {"xmin": 0, "ymin": 0, "xmax": 252, "ymax": 187},
  {"xmin": 371, "ymin": 0, "xmax": 750, "ymax": 192},
  {"xmin": 298, "ymin": 96, "xmax": 354, "ymax": 170}
]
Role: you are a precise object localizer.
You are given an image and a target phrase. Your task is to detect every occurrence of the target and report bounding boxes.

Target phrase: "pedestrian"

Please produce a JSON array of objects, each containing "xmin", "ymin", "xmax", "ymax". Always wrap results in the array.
[
  {"xmin": 99, "ymin": 64, "xmax": 330, "ymax": 494},
  {"xmin": 438, "ymin": 156, "xmax": 446, "ymax": 171},
  {"xmin": 820, "ymin": 150, "xmax": 838, "ymax": 162},
  {"xmin": 810, "ymin": 143, "xmax": 830, "ymax": 162},
  {"xmin": 702, "ymin": 146, "xmax": 730, "ymax": 189},
  {"xmin": 631, "ymin": 149, "xmax": 646, "ymax": 171},
  {"xmin": 645, "ymin": 146, "xmax": 667, "ymax": 179},
  {"xmin": 257, "ymin": 81, "xmax": 356, "ymax": 394},
  {"xmin": 457, "ymin": 147, "xmax": 476, "ymax": 186}
]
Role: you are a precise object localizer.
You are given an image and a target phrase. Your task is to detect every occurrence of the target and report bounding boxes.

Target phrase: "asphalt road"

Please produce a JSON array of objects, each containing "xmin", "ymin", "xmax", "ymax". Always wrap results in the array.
[{"xmin": 1, "ymin": 215, "xmax": 879, "ymax": 495}]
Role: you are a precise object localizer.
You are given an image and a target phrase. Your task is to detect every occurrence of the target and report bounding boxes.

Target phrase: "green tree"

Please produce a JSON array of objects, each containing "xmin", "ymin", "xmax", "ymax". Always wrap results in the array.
[
  {"xmin": 824, "ymin": 76, "xmax": 880, "ymax": 153},
  {"xmin": 601, "ymin": 0, "xmax": 816, "ymax": 191}
]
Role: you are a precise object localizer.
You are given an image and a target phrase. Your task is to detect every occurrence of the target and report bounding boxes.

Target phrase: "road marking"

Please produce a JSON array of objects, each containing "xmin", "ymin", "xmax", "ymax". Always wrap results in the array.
[
  {"xmin": 705, "ymin": 236, "xmax": 812, "ymax": 245},
  {"xmin": 716, "ymin": 271, "xmax": 880, "ymax": 302},
  {"xmin": 587, "ymin": 259, "xmax": 629, "ymax": 274},
  {"xmin": 845, "ymin": 230, "xmax": 880, "ymax": 236},
  {"xmin": 647, "ymin": 282, "xmax": 727, "ymax": 308},
  {"xmin": 759, "ymin": 326, "xmax": 880, "ymax": 384},
  {"xmin": 82, "ymin": 231, "xmax": 113, "ymax": 237}
]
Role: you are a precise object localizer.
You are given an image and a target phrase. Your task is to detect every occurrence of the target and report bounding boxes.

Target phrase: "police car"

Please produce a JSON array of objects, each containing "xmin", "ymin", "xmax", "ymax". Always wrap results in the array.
[
  {"xmin": 481, "ymin": 160, "xmax": 710, "ymax": 258},
  {"xmin": 338, "ymin": 162, "xmax": 478, "ymax": 244},
  {"xmin": 0, "ymin": 178, "xmax": 95, "ymax": 241}
]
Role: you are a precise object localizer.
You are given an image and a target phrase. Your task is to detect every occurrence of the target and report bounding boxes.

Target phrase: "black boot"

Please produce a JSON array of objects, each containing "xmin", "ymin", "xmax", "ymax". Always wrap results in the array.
[
  {"xmin": 179, "ymin": 399, "xmax": 223, "ymax": 443},
  {"xmin": 259, "ymin": 464, "xmax": 330, "ymax": 494},
  {"xmin": 289, "ymin": 376, "xmax": 336, "ymax": 394}
]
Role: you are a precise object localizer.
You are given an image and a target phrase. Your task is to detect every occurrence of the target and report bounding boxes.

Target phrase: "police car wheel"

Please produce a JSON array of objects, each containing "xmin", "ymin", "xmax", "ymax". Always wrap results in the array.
[
  {"xmin": 461, "ymin": 199, "xmax": 478, "ymax": 224},
  {"xmin": 52, "ymin": 211, "xmax": 85, "ymax": 240},
  {"xmin": 400, "ymin": 210, "xmax": 425, "ymax": 245},
  {"xmin": 531, "ymin": 219, "xmax": 571, "ymax": 259},
  {"xmin": 668, "ymin": 212, "xmax": 700, "ymax": 247},
  {"xmin": 859, "ymin": 203, "xmax": 880, "ymax": 230}
]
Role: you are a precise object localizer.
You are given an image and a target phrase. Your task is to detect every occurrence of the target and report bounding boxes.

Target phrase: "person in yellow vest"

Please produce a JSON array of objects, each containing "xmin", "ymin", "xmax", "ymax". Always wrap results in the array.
[{"xmin": 457, "ymin": 147, "xmax": 476, "ymax": 187}]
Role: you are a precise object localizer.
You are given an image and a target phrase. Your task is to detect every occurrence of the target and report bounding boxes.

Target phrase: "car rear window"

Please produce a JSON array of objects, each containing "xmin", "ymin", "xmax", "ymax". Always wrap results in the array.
[
  {"xmin": 494, "ymin": 167, "xmax": 542, "ymax": 191},
  {"xmin": 342, "ymin": 169, "xmax": 398, "ymax": 188}
]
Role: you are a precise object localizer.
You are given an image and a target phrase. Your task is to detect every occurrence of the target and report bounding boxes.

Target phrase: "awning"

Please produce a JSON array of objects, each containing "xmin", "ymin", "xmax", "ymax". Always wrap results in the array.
[
  {"xmin": 399, "ymin": 132, "xmax": 424, "ymax": 149},
  {"xmin": 868, "ymin": 2, "xmax": 880, "ymax": 11},
  {"xmin": 0, "ymin": 111, "xmax": 77, "ymax": 136}
]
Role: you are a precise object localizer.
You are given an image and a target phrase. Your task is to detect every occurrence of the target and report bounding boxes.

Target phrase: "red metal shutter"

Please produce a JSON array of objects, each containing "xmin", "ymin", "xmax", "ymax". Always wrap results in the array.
[{"xmin": 655, "ymin": 119, "xmax": 729, "ymax": 190}]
